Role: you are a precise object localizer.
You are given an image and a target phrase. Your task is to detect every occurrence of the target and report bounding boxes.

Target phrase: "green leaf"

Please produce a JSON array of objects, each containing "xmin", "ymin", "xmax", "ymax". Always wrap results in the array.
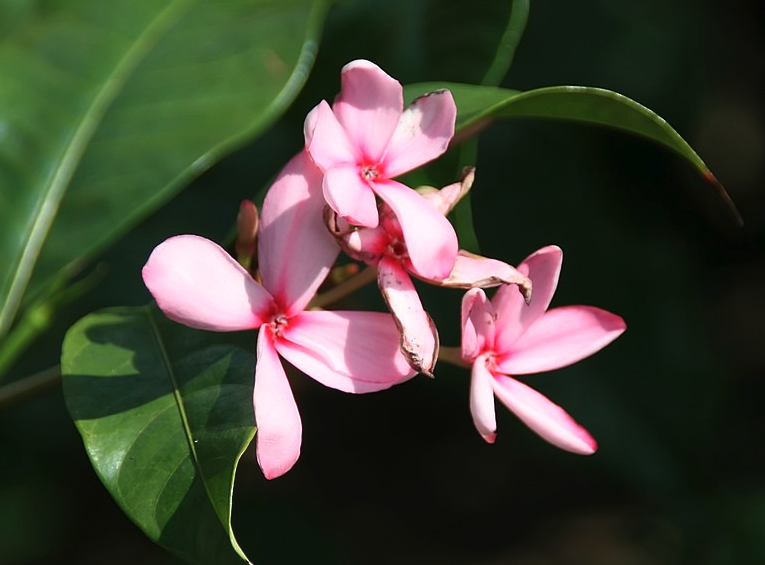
[
  {"xmin": 405, "ymin": 83, "xmax": 741, "ymax": 222},
  {"xmin": 61, "ymin": 306, "xmax": 256, "ymax": 565},
  {"xmin": 0, "ymin": 0, "xmax": 330, "ymax": 338},
  {"xmin": 0, "ymin": 0, "xmax": 35, "ymax": 40}
]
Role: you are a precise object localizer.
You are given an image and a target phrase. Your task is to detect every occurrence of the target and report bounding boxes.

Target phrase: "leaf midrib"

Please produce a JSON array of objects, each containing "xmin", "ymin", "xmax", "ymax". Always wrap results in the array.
[
  {"xmin": 0, "ymin": 0, "xmax": 197, "ymax": 338},
  {"xmin": 144, "ymin": 306, "xmax": 201, "ymax": 477},
  {"xmin": 144, "ymin": 306, "xmax": 251, "ymax": 564}
]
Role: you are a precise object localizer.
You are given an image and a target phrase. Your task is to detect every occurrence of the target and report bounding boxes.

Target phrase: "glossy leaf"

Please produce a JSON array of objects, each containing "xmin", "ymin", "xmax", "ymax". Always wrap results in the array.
[
  {"xmin": 0, "ymin": 0, "xmax": 329, "ymax": 338},
  {"xmin": 62, "ymin": 306, "xmax": 256, "ymax": 565},
  {"xmin": 404, "ymin": 82, "xmax": 740, "ymax": 221}
]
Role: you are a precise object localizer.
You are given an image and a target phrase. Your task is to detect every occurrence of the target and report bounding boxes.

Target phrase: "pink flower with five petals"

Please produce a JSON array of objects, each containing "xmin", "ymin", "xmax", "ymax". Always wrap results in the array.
[
  {"xmin": 304, "ymin": 59, "xmax": 459, "ymax": 281},
  {"xmin": 461, "ymin": 245, "xmax": 626, "ymax": 453},
  {"xmin": 328, "ymin": 169, "xmax": 531, "ymax": 376},
  {"xmin": 142, "ymin": 152, "xmax": 415, "ymax": 479}
]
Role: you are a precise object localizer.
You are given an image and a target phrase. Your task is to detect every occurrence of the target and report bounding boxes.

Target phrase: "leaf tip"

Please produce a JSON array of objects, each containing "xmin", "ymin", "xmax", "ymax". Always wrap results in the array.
[{"xmin": 703, "ymin": 168, "xmax": 744, "ymax": 227}]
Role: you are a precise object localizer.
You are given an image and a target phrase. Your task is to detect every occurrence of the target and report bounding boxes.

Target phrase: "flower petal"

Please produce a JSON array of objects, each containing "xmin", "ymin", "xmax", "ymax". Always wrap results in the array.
[
  {"xmin": 323, "ymin": 164, "xmax": 380, "ymax": 228},
  {"xmin": 330, "ymin": 214, "xmax": 389, "ymax": 265},
  {"xmin": 493, "ymin": 245, "xmax": 563, "ymax": 353},
  {"xmin": 333, "ymin": 60, "xmax": 403, "ymax": 162},
  {"xmin": 384, "ymin": 89, "xmax": 457, "ymax": 176},
  {"xmin": 374, "ymin": 179, "xmax": 458, "ymax": 280},
  {"xmin": 431, "ymin": 250, "xmax": 532, "ymax": 299},
  {"xmin": 278, "ymin": 310, "xmax": 416, "ymax": 393},
  {"xmin": 304, "ymin": 100, "xmax": 359, "ymax": 170},
  {"xmin": 417, "ymin": 168, "xmax": 474, "ymax": 216},
  {"xmin": 470, "ymin": 354, "xmax": 497, "ymax": 443},
  {"xmin": 497, "ymin": 305, "xmax": 626, "ymax": 375},
  {"xmin": 377, "ymin": 256, "xmax": 438, "ymax": 376},
  {"xmin": 258, "ymin": 151, "xmax": 340, "ymax": 315},
  {"xmin": 142, "ymin": 235, "xmax": 273, "ymax": 331},
  {"xmin": 460, "ymin": 288, "xmax": 495, "ymax": 361},
  {"xmin": 491, "ymin": 373, "xmax": 597, "ymax": 455},
  {"xmin": 254, "ymin": 329, "xmax": 302, "ymax": 479}
]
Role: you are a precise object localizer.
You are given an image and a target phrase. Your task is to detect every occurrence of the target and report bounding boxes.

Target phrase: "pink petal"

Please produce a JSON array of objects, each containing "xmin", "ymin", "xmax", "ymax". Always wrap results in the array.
[
  {"xmin": 491, "ymin": 373, "xmax": 597, "ymax": 455},
  {"xmin": 254, "ymin": 329, "xmax": 302, "ymax": 479},
  {"xmin": 497, "ymin": 305, "xmax": 626, "ymax": 375},
  {"xmin": 493, "ymin": 245, "xmax": 563, "ymax": 353},
  {"xmin": 278, "ymin": 310, "xmax": 416, "ymax": 393},
  {"xmin": 374, "ymin": 179, "xmax": 458, "ymax": 280},
  {"xmin": 460, "ymin": 288, "xmax": 495, "ymax": 361},
  {"xmin": 431, "ymin": 250, "xmax": 532, "ymax": 299},
  {"xmin": 384, "ymin": 89, "xmax": 457, "ymax": 177},
  {"xmin": 417, "ymin": 168, "xmax": 474, "ymax": 216},
  {"xmin": 377, "ymin": 256, "xmax": 438, "ymax": 376},
  {"xmin": 333, "ymin": 60, "xmax": 403, "ymax": 162},
  {"xmin": 258, "ymin": 151, "xmax": 340, "ymax": 315},
  {"xmin": 332, "ymin": 219, "xmax": 389, "ymax": 265},
  {"xmin": 323, "ymin": 164, "xmax": 380, "ymax": 228},
  {"xmin": 142, "ymin": 235, "xmax": 273, "ymax": 331},
  {"xmin": 470, "ymin": 354, "xmax": 497, "ymax": 443},
  {"xmin": 304, "ymin": 100, "xmax": 360, "ymax": 170}
]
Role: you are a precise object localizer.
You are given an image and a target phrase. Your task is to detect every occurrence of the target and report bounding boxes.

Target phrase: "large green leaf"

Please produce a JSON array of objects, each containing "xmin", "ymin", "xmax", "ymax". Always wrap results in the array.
[
  {"xmin": 0, "ymin": 0, "xmax": 329, "ymax": 338},
  {"xmin": 405, "ymin": 83, "xmax": 740, "ymax": 221},
  {"xmin": 61, "ymin": 306, "xmax": 256, "ymax": 565}
]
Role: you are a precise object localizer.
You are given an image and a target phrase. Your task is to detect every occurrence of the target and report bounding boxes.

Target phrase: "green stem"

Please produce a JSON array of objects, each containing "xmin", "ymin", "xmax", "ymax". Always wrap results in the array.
[
  {"xmin": 308, "ymin": 266, "xmax": 378, "ymax": 309},
  {"xmin": 480, "ymin": 0, "xmax": 530, "ymax": 86},
  {"xmin": 0, "ymin": 302, "xmax": 54, "ymax": 383},
  {"xmin": 438, "ymin": 346, "xmax": 471, "ymax": 369},
  {"xmin": 0, "ymin": 365, "xmax": 61, "ymax": 409},
  {"xmin": 0, "ymin": 264, "xmax": 106, "ymax": 383},
  {"xmin": 451, "ymin": 140, "xmax": 481, "ymax": 253}
]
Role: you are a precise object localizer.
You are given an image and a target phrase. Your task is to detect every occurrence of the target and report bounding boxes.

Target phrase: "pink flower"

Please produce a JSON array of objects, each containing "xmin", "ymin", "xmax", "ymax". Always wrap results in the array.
[
  {"xmin": 328, "ymin": 169, "xmax": 532, "ymax": 377},
  {"xmin": 304, "ymin": 59, "xmax": 458, "ymax": 281},
  {"xmin": 461, "ymin": 245, "xmax": 626, "ymax": 454},
  {"xmin": 142, "ymin": 152, "xmax": 415, "ymax": 479}
]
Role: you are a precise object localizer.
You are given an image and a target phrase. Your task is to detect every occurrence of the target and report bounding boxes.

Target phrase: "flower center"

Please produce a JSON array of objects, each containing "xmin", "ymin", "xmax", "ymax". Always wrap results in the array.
[
  {"xmin": 269, "ymin": 313, "xmax": 289, "ymax": 337},
  {"xmin": 387, "ymin": 238, "xmax": 408, "ymax": 260},
  {"xmin": 361, "ymin": 164, "xmax": 380, "ymax": 181},
  {"xmin": 482, "ymin": 351, "xmax": 498, "ymax": 372}
]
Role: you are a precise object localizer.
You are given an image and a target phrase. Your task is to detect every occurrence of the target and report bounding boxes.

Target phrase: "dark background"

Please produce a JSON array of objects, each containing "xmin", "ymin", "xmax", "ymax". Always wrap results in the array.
[{"xmin": 1, "ymin": 0, "xmax": 764, "ymax": 563}]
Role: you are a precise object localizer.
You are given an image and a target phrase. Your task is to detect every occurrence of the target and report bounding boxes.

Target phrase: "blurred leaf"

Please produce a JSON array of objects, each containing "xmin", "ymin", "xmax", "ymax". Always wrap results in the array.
[
  {"xmin": 405, "ymin": 83, "xmax": 740, "ymax": 221},
  {"xmin": 0, "ymin": 0, "xmax": 330, "ymax": 338},
  {"xmin": 61, "ymin": 306, "xmax": 256, "ymax": 565},
  {"xmin": 0, "ymin": 0, "xmax": 35, "ymax": 39}
]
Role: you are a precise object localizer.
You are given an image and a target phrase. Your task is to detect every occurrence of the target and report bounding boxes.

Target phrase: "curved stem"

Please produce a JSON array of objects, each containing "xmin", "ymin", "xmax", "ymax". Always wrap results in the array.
[
  {"xmin": 0, "ymin": 302, "xmax": 54, "ymax": 383},
  {"xmin": 0, "ymin": 263, "xmax": 106, "ymax": 384},
  {"xmin": 0, "ymin": 365, "xmax": 61, "ymax": 410},
  {"xmin": 480, "ymin": 0, "xmax": 530, "ymax": 86},
  {"xmin": 309, "ymin": 265, "xmax": 378, "ymax": 309}
]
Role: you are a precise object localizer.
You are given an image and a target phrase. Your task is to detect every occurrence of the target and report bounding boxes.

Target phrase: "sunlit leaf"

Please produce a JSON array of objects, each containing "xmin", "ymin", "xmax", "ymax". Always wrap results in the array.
[
  {"xmin": 0, "ymin": 0, "xmax": 330, "ymax": 338},
  {"xmin": 61, "ymin": 306, "xmax": 256, "ymax": 565},
  {"xmin": 405, "ymin": 82, "xmax": 741, "ymax": 222}
]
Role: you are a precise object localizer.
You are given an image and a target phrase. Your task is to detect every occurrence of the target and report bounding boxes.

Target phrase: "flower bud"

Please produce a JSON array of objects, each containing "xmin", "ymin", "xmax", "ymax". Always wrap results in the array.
[{"xmin": 236, "ymin": 199, "xmax": 259, "ymax": 269}]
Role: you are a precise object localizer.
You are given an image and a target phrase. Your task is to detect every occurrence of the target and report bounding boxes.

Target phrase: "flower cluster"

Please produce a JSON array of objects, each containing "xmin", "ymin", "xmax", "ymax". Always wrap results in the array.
[{"xmin": 142, "ymin": 60, "xmax": 626, "ymax": 479}]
